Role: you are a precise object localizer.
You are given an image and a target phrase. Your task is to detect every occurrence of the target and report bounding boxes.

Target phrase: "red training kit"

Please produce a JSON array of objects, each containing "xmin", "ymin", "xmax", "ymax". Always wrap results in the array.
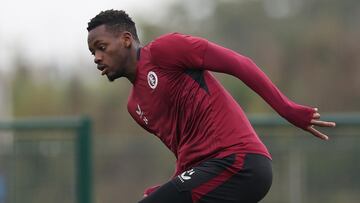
[{"xmin": 127, "ymin": 33, "xmax": 315, "ymax": 177}]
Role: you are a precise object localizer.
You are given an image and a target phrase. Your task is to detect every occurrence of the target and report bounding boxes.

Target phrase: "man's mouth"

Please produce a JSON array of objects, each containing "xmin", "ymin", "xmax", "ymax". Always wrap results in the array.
[
  {"xmin": 97, "ymin": 64, "xmax": 108, "ymax": 75},
  {"xmin": 101, "ymin": 68, "xmax": 108, "ymax": 75}
]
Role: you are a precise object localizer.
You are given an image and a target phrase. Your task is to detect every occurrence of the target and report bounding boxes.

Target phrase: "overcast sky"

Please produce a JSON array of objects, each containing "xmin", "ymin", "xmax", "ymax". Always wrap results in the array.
[
  {"xmin": 0, "ymin": 0, "xmax": 296, "ymax": 73},
  {"xmin": 0, "ymin": 0, "xmax": 175, "ymax": 72}
]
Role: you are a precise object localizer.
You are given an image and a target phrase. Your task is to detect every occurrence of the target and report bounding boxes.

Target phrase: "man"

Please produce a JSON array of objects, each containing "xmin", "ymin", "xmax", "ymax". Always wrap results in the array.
[{"xmin": 87, "ymin": 10, "xmax": 335, "ymax": 203}]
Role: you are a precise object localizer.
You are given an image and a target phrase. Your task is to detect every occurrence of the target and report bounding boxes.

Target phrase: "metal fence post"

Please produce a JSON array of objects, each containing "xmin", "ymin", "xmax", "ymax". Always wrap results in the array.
[{"xmin": 76, "ymin": 117, "xmax": 92, "ymax": 203}]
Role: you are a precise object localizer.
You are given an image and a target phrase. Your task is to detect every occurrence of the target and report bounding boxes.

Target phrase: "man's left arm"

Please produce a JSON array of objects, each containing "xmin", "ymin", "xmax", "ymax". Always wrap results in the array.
[{"xmin": 201, "ymin": 41, "xmax": 335, "ymax": 139}]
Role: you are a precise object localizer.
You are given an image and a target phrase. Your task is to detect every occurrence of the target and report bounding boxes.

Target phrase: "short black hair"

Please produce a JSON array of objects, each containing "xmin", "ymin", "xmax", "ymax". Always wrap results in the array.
[{"xmin": 87, "ymin": 9, "xmax": 139, "ymax": 42}]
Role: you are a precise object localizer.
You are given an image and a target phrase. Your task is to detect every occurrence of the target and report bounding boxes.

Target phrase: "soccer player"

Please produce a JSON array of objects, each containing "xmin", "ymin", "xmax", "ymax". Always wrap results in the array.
[{"xmin": 87, "ymin": 10, "xmax": 336, "ymax": 203}]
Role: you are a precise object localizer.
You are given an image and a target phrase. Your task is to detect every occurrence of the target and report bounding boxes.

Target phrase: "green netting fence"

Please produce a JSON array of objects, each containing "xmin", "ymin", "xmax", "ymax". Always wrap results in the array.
[
  {"xmin": 0, "ymin": 115, "xmax": 359, "ymax": 203},
  {"xmin": 0, "ymin": 117, "xmax": 92, "ymax": 203}
]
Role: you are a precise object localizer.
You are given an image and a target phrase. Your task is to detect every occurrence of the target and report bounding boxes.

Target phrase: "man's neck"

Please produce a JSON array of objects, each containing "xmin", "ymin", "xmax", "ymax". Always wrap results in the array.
[{"xmin": 126, "ymin": 42, "xmax": 141, "ymax": 84}]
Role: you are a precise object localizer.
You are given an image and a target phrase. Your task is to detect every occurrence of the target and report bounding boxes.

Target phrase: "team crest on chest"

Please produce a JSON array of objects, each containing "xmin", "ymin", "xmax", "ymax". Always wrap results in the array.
[{"xmin": 147, "ymin": 71, "xmax": 158, "ymax": 89}]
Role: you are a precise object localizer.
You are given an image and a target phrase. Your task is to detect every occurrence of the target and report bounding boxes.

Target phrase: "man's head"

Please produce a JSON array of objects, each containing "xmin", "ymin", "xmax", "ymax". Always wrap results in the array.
[{"xmin": 87, "ymin": 10, "xmax": 139, "ymax": 82}]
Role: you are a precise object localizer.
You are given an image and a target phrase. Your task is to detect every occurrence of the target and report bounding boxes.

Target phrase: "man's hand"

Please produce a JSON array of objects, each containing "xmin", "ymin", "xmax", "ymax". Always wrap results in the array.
[
  {"xmin": 306, "ymin": 108, "xmax": 336, "ymax": 140},
  {"xmin": 143, "ymin": 185, "xmax": 161, "ymax": 198}
]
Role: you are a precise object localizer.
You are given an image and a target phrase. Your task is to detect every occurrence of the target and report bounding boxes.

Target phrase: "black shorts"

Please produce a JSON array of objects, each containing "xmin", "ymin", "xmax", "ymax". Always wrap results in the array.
[{"xmin": 138, "ymin": 153, "xmax": 272, "ymax": 203}]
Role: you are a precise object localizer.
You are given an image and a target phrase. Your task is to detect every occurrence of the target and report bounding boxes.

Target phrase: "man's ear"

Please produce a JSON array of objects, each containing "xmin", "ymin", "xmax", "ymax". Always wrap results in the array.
[{"xmin": 122, "ymin": 32, "xmax": 133, "ymax": 48}]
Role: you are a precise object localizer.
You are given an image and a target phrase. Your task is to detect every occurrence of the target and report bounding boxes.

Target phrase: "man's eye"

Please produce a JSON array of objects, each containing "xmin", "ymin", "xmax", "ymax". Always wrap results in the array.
[{"xmin": 99, "ymin": 45, "xmax": 106, "ymax": 51}]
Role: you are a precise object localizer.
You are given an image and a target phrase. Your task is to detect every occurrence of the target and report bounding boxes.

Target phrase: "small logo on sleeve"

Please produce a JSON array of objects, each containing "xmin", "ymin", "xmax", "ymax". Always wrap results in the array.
[{"xmin": 147, "ymin": 71, "xmax": 158, "ymax": 89}]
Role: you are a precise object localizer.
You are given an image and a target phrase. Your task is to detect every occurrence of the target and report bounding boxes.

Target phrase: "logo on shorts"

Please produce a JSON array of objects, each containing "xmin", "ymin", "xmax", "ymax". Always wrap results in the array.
[
  {"xmin": 178, "ymin": 169, "xmax": 195, "ymax": 182},
  {"xmin": 147, "ymin": 71, "xmax": 158, "ymax": 89}
]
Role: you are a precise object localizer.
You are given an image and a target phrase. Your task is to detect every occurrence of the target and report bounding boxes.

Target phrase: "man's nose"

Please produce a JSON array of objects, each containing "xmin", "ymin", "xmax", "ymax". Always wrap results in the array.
[{"xmin": 94, "ymin": 53, "xmax": 102, "ymax": 64}]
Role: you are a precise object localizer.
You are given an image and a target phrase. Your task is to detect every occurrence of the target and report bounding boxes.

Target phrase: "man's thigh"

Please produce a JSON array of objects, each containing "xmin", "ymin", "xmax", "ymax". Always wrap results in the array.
[{"xmin": 139, "ymin": 154, "xmax": 239, "ymax": 203}]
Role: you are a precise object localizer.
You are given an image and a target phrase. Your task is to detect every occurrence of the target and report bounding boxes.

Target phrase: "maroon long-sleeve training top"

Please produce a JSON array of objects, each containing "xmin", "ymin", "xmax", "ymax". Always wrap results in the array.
[{"xmin": 127, "ymin": 33, "xmax": 315, "ymax": 176}]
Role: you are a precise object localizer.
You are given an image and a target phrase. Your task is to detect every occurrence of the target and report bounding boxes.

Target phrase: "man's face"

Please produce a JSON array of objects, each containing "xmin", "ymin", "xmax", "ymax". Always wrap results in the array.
[{"xmin": 88, "ymin": 25, "xmax": 129, "ymax": 81}]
